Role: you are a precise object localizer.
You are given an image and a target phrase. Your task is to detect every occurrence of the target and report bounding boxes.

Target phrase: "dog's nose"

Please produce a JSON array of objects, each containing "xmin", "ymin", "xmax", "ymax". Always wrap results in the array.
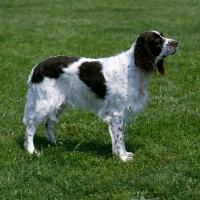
[{"xmin": 169, "ymin": 40, "xmax": 178, "ymax": 47}]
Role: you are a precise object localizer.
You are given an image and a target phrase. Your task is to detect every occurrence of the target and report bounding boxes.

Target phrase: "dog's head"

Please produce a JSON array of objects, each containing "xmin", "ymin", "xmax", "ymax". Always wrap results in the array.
[{"xmin": 134, "ymin": 30, "xmax": 178, "ymax": 75}]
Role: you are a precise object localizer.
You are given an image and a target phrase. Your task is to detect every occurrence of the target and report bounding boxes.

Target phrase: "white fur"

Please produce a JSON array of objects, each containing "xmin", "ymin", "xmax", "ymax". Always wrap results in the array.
[{"xmin": 23, "ymin": 31, "xmax": 178, "ymax": 161}]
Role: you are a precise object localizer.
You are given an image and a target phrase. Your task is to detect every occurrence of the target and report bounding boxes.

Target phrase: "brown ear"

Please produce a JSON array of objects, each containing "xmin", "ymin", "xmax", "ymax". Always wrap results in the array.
[
  {"xmin": 156, "ymin": 59, "xmax": 165, "ymax": 76},
  {"xmin": 134, "ymin": 40, "xmax": 155, "ymax": 75}
]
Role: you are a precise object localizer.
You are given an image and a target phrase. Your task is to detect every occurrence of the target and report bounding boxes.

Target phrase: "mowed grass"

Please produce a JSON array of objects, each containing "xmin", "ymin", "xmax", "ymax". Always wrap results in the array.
[{"xmin": 0, "ymin": 0, "xmax": 200, "ymax": 199}]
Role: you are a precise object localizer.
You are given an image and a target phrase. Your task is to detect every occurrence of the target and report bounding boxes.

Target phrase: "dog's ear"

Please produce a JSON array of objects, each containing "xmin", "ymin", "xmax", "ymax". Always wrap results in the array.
[
  {"xmin": 134, "ymin": 40, "xmax": 155, "ymax": 75},
  {"xmin": 156, "ymin": 59, "xmax": 165, "ymax": 76}
]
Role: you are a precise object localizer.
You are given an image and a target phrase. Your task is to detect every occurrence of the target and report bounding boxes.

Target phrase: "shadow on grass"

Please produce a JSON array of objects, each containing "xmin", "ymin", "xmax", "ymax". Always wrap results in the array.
[{"xmin": 15, "ymin": 134, "xmax": 140, "ymax": 160}]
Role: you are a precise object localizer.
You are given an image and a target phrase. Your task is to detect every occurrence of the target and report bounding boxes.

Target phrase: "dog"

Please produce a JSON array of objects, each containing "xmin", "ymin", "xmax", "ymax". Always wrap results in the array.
[{"xmin": 23, "ymin": 30, "xmax": 178, "ymax": 161}]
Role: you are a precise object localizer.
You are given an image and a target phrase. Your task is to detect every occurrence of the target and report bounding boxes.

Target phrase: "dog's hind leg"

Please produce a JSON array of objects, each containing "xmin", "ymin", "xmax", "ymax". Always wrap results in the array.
[
  {"xmin": 23, "ymin": 87, "xmax": 38, "ymax": 154},
  {"xmin": 45, "ymin": 104, "xmax": 67, "ymax": 144},
  {"xmin": 23, "ymin": 87, "xmax": 54, "ymax": 154},
  {"xmin": 45, "ymin": 118, "xmax": 56, "ymax": 143},
  {"xmin": 24, "ymin": 120, "xmax": 40, "ymax": 154},
  {"xmin": 24, "ymin": 106, "xmax": 49, "ymax": 154}
]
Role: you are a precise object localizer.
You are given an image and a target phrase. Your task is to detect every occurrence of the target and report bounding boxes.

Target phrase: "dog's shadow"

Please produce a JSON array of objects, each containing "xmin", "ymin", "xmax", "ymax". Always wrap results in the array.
[{"xmin": 17, "ymin": 134, "xmax": 138, "ymax": 159}]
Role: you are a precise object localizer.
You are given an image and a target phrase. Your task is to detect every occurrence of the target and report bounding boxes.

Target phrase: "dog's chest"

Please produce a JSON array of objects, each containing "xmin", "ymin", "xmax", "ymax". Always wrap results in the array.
[
  {"xmin": 105, "ymin": 64, "xmax": 149, "ymax": 111},
  {"xmin": 128, "ymin": 71, "xmax": 148, "ymax": 101}
]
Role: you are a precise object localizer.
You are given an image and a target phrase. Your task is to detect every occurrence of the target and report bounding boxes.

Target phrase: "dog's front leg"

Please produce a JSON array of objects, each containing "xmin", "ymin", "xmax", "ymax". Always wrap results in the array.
[{"xmin": 108, "ymin": 112, "xmax": 133, "ymax": 161}]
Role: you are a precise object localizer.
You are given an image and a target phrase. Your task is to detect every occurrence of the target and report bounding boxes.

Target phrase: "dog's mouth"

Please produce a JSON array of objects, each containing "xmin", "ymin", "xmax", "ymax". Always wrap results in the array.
[
  {"xmin": 169, "ymin": 47, "xmax": 178, "ymax": 55},
  {"xmin": 162, "ymin": 46, "xmax": 178, "ymax": 58}
]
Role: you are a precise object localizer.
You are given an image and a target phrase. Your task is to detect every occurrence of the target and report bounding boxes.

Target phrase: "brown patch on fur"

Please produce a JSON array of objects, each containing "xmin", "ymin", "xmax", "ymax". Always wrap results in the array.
[
  {"xmin": 78, "ymin": 61, "xmax": 107, "ymax": 99},
  {"xmin": 31, "ymin": 56, "xmax": 79, "ymax": 83}
]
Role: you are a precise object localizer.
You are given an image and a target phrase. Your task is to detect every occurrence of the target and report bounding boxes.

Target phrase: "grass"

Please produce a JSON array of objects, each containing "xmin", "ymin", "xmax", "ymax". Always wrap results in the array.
[{"xmin": 0, "ymin": 0, "xmax": 200, "ymax": 199}]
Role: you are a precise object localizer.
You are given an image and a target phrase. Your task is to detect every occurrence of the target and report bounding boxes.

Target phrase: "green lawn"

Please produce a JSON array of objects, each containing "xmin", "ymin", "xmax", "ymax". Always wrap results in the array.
[{"xmin": 0, "ymin": 0, "xmax": 200, "ymax": 199}]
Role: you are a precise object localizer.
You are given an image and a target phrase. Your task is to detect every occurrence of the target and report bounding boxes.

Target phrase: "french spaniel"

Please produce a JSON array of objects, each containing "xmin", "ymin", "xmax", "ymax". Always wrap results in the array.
[{"xmin": 23, "ymin": 30, "xmax": 178, "ymax": 161}]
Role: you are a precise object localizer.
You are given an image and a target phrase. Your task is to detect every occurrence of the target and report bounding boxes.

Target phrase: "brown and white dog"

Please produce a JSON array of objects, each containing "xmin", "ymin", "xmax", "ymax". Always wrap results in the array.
[{"xmin": 23, "ymin": 30, "xmax": 178, "ymax": 161}]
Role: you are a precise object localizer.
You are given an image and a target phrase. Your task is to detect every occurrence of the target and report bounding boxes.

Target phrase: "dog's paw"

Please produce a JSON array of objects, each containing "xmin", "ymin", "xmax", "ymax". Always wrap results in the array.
[
  {"xmin": 121, "ymin": 155, "xmax": 133, "ymax": 162},
  {"xmin": 125, "ymin": 152, "xmax": 133, "ymax": 157},
  {"xmin": 120, "ymin": 152, "xmax": 133, "ymax": 162},
  {"xmin": 24, "ymin": 141, "xmax": 35, "ymax": 154},
  {"xmin": 46, "ymin": 135, "xmax": 56, "ymax": 144}
]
